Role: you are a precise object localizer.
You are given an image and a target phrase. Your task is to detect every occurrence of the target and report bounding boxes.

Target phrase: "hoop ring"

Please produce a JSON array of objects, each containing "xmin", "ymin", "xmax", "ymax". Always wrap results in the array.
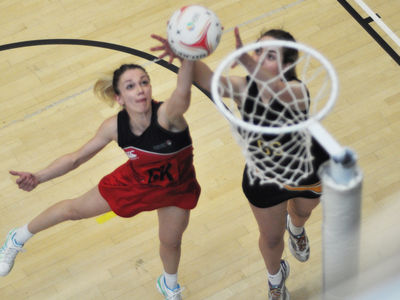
[{"xmin": 210, "ymin": 40, "xmax": 339, "ymax": 134}]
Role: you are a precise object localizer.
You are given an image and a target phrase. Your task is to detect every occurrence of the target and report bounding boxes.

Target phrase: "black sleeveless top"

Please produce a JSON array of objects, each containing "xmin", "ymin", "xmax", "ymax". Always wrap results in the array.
[
  {"xmin": 241, "ymin": 77, "xmax": 329, "ymax": 185},
  {"xmin": 117, "ymin": 100, "xmax": 192, "ymax": 156}
]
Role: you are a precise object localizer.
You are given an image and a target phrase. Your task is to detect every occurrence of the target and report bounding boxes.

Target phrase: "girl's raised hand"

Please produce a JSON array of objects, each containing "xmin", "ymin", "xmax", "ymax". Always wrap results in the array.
[
  {"xmin": 234, "ymin": 26, "xmax": 244, "ymax": 50},
  {"xmin": 231, "ymin": 27, "xmax": 244, "ymax": 68},
  {"xmin": 150, "ymin": 34, "xmax": 181, "ymax": 64},
  {"xmin": 231, "ymin": 26, "xmax": 253, "ymax": 69}
]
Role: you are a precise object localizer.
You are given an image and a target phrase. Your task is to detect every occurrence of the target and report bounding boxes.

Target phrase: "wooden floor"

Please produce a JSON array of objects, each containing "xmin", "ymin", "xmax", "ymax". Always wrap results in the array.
[{"xmin": 0, "ymin": 0, "xmax": 399, "ymax": 299}]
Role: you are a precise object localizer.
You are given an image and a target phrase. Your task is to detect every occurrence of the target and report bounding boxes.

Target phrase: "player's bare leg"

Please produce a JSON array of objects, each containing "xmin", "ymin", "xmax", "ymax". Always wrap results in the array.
[
  {"xmin": 28, "ymin": 186, "xmax": 111, "ymax": 234},
  {"xmin": 0, "ymin": 187, "xmax": 111, "ymax": 276},
  {"xmin": 286, "ymin": 197, "xmax": 319, "ymax": 262},
  {"xmin": 156, "ymin": 206, "xmax": 189, "ymax": 299}
]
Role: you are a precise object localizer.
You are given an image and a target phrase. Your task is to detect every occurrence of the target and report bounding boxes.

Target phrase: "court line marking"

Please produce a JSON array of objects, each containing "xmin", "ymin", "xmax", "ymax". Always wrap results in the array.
[
  {"xmin": 338, "ymin": 0, "xmax": 400, "ymax": 65},
  {"xmin": 355, "ymin": 0, "xmax": 400, "ymax": 47},
  {"xmin": 223, "ymin": 0, "xmax": 305, "ymax": 34},
  {"xmin": 1, "ymin": 87, "xmax": 92, "ymax": 130},
  {"xmin": 96, "ymin": 211, "xmax": 117, "ymax": 224}
]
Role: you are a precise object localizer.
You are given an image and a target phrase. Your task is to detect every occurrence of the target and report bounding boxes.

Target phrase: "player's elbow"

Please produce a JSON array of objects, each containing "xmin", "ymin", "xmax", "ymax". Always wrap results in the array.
[
  {"xmin": 178, "ymin": 98, "xmax": 191, "ymax": 115},
  {"xmin": 69, "ymin": 152, "xmax": 87, "ymax": 170},
  {"xmin": 180, "ymin": 89, "xmax": 192, "ymax": 100}
]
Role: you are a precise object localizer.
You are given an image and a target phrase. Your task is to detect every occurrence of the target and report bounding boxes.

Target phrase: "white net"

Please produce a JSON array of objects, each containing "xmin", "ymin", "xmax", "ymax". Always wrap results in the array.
[{"xmin": 211, "ymin": 40, "xmax": 338, "ymax": 187}]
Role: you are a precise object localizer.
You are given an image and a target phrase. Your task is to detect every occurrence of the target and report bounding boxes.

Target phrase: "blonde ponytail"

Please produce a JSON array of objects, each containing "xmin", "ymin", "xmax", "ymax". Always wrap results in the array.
[{"xmin": 93, "ymin": 76, "xmax": 116, "ymax": 106}]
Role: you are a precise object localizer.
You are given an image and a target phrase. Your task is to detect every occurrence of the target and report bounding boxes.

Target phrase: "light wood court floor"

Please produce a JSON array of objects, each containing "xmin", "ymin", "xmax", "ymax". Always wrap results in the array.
[{"xmin": 0, "ymin": 0, "xmax": 399, "ymax": 299}]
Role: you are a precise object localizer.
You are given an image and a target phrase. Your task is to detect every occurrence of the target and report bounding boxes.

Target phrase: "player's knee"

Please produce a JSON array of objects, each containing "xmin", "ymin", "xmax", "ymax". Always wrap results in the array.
[
  {"xmin": 260, "ymin": 233, "xmax": 282, "ymax": 249},
  {"xmin": 291, "ymin": 207, "xmax": 312, "ymax": 219},
  {"xmin": 61, "ymin": 199, "xmax": 84, "ymax": 221},
  {"xmin": 159, "ymin": 235, "xmax": 182, "ymax": 249},
  {"xmin": 289, "ymin": 198, "xmax": 319, "ymax": 219}
]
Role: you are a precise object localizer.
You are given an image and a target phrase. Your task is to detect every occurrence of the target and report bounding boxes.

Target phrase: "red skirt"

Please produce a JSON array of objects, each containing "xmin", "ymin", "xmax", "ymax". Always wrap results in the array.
[{"xmin": 98, "ymin": 156, "xmax": 201, "ymax": 218}]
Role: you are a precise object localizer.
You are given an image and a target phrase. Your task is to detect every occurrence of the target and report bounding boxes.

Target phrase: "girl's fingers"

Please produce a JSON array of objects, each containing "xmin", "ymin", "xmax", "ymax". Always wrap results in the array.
[
  {"xmin": 150, "ymin": 46, "xmax": 166, "ymax": 51},
  {"xmin": 158, "ymin": 52, "xmax": 168, "ymax": 59},
  {"xmin": 9, "ymin": 170, "xmax": 21, "ymax": 176},
  {"xmin": 234, "ymin": 26, "xmax": 243, "ymax": 48},
  {"xmin": 151, "ymin": 34, "xmax": 167, "ymax": 42}
]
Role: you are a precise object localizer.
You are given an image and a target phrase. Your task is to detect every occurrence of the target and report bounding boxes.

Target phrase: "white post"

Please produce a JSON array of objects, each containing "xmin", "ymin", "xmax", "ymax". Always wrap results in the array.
[{"xmin": 319, "ymin": 155, "xmax": 363, "ymax": 300}]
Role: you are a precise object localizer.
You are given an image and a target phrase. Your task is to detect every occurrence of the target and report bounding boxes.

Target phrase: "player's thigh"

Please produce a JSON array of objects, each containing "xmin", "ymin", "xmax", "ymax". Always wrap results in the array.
[
  {"xmin": 249, "ymin": 201, "xmax": 287, "ymax": 237},
  {"xmin": 69, "ymin": 186, "xmax": 111, "ymax": 219}
]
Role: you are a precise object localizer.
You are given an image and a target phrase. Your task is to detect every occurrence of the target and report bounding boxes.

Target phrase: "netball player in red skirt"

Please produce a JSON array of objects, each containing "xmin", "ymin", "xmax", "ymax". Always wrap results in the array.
[{"xmin": 1, "ymin": 59, "xmax": 200, "ymax": 300}]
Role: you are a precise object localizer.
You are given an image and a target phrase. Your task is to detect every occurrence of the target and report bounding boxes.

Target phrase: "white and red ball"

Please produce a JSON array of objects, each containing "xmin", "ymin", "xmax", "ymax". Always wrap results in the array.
[{"xmin": 167, "ymin": 5, "xmax": 222, "ymax": 61}]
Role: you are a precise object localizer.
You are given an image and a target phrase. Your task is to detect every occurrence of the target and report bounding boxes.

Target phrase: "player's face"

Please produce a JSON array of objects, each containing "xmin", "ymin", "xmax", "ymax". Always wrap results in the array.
[
  {"xmin": 116, "ymin": 68, "xmax": 152, "ymax": 113},
  {"xmin": 253, "ymin": 36, "xmax": 284, "ymax": 76}
]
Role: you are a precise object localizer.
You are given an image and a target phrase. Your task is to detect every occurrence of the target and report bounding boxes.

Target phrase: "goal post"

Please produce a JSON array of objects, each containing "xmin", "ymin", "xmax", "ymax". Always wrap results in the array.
[{"xmin": 320, "ymin": 150, "xmax": 363, "ymax": 299}]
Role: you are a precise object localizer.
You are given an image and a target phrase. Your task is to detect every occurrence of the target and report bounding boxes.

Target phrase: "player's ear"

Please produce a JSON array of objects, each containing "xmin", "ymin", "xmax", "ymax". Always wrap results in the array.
[{"xmin": 115, "ymin": 95, "xmax": 124, "ymax": 106}]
